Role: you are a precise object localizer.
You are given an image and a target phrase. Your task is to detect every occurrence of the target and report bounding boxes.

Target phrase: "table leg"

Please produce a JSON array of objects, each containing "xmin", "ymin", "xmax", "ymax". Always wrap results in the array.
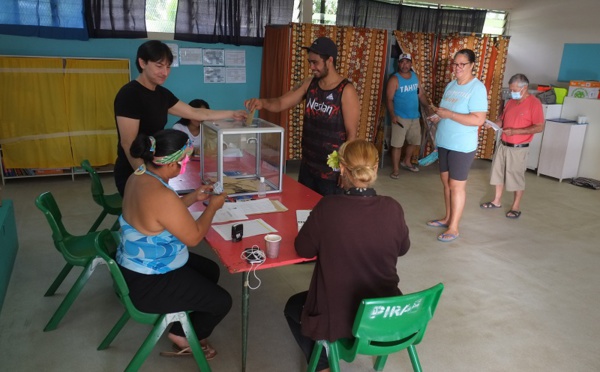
[{"xmin": 242, "ymin": 271, "xmax": 249, "ymax": 372}]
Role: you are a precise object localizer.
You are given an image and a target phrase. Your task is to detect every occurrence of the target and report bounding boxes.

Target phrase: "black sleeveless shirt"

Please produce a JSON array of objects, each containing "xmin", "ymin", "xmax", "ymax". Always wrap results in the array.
[{"xmin": 302, "ymin": 78, "xmax": 350, "ymax": 181}]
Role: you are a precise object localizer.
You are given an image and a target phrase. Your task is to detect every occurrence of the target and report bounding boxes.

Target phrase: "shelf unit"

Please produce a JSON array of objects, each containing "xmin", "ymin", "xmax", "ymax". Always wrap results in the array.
[{"xmin": 0, "ymin": 146, "xmax": 114, "ymax": 184}]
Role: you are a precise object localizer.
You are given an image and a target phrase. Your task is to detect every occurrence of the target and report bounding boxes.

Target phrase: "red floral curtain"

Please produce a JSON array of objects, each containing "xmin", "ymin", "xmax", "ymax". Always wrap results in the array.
[
  {"xmin": 286, "ymin": 23, "xmax": 388, "ymax": 160},
  {"xmin": 395, "ymin": 31, "xmax": 510, "ymax": 159}
]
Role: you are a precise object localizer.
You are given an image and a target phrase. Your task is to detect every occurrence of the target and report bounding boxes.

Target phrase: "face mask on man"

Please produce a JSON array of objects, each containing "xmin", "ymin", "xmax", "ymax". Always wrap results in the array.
[{"xmin": 511, "ymin": 87, "xmax": 524, "ymax": 100}]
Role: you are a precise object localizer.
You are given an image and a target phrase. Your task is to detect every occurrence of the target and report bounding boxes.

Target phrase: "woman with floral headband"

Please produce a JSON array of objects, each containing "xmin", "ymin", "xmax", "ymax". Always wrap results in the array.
[
  {"xmin": 283, "ymin": 139, "xmax": 410, "ymax": 371},
  {"xmin": 117, "ymin": 129, "xmax": 230, "ymax": 360}
]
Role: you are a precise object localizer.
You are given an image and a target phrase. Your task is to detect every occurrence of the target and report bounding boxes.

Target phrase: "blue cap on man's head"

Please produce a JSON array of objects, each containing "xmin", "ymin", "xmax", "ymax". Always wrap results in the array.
[{"xmin": 303, "ymin": 37, "xmax": 338, "ymax": 58}]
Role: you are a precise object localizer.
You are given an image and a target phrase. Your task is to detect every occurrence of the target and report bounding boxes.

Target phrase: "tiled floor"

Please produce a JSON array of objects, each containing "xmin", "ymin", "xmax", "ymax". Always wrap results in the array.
[{"xmin": 1, "ymin": 158, "xmax": 599, "ymax": 371}]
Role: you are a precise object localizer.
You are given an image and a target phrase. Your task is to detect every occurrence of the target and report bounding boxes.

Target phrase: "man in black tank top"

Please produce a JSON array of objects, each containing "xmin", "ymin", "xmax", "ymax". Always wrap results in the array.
[{"xmin": 245, "ymin": 37, "xmax": 360, "ymax": 196}]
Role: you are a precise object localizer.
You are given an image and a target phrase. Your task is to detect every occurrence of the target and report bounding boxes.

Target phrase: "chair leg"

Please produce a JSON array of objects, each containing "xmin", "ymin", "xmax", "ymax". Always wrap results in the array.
[
  {"xmin": 180, "ymin": 313, "xmax": 212, "ymax": 372},
  {"xmin": 327, "ymin": 342, "xmax": 341, "ymax": 372},
  {"xmin": 125, "ymin": 314, "xmax": 171, "ymax": 372},
  {"xmin": 307, "ymin": 341, "xmax": 324, "ymax": 372},
  {"xmin": 88, "ymin": 210, "xmax": 108, "ymax": 233},
  {"xmin": 374, "ymin": 355, "xmax": 389, "ymax": 371},
  {"xmin": 98, "ymin": 311, "xmax": 131, "ymax": 350},
  {"xmin": 43, "ymin": 259, "xmax": 96, "ymax": 331},
  {"xmin": 44, "ymin": 263, "xmax": 74, "ymax": 296},
  {"xmin": 407, "ymin": 345, "xmax": 423, "ymax": 372}
]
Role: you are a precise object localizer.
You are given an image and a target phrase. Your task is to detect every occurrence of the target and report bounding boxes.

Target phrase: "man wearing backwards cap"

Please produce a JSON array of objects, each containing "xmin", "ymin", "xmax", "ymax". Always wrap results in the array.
[
  {"xmin": 385, "ymin": 52, "xmax": 432, "ymax": 179},
  {"xmin": 245, "ymin": 36, "xmax": 359, "ymax": 196}
]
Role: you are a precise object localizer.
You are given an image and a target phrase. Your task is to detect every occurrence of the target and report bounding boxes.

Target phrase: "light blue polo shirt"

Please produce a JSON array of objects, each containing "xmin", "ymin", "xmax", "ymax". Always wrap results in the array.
[{"xmin": 435, "ymin": 78, "xmax": 488, "ymax": 153}]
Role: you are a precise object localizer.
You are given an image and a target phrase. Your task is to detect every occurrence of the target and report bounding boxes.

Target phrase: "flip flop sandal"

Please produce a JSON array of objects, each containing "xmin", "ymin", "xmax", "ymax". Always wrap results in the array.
[
  {"xmin": 160, "ymin": 344, "xmax": 192, "ymax": 357},
  {"xmin": 201, "ymin": 344, "xmax": 218, "ymax": 360},
  {"xmin": 389, "ymin": 172, "xmax": 400, "ymax": 179},
  {"xmin": 480, "ymin": 202, "xmax": 502, "ymax": 209},
  {"xmin": 427, "ymin": 219, "xmax": 448, "ymax": 228},
  {"xmin": 400, "ymin": 163, "xmax": 419, "ymax": 172},
  {"xmin": 506, "ymin": 210, "xmax": 521, "ymax": 219},
  {"xmin": 437, "ymin": 232, "xmax": 459, "ymax": 242},
  {"xmin": 160, "ymin": 343, "xmax": 217, "ymax": 360}
]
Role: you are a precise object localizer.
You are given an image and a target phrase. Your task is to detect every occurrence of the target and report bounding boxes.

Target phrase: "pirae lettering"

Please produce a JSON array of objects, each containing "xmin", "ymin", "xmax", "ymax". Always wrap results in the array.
[
  {"xmin": 369, "ymin": 299, "xmax": 422, "ymax": 319},
  {"xmin": 306, "ymin": 98, "xmax": 334, "ymax": 115}
]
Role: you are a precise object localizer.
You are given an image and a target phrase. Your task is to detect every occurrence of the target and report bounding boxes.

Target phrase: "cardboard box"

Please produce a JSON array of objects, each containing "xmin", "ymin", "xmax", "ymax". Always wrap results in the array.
[{"xmin": 568, "ymin": 81, "xmax": 600, "ymax": 99}]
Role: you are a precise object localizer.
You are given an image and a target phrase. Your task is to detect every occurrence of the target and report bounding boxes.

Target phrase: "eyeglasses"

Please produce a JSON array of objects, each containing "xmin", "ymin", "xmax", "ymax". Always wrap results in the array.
[{"xmin": 451, "ymin": 62, "xmax": 472, "ymax": 69}]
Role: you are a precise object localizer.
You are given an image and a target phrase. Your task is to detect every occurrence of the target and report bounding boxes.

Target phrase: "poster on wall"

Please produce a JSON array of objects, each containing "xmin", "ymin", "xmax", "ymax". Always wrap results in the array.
[
  {"xmin": 180, "ymin": 48, "xmax": 203, "ymax": 65},
  {"xmin": 226, "ymin": 67, "xmax": 246, "ymax": 83},
  {"xmin": 204, "ymin": 67, "xmax": 226, "ymax": 83},
  {"xmin": 203, "ymin": 49, "xmax": 225, "ymax": 66},
  {"xmin": 166, "ymin": 43, "xmax": 179, "ymax": 67},
  {"xmin": 225, "ymin": 50, "xmax": 246, "ymax": 67}
]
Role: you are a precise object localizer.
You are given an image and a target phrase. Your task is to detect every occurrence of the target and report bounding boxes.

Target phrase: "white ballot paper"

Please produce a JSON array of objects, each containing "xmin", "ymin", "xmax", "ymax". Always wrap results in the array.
[
  {"xmin": 212, "ymin": 219, "xmax": 277, "ymax": 241},
  {"xmin": 234, "ymin": 198, "xmax": 279, "ymax": 214},
  {"xmin": 296, "ymin": 210, "xmax": 311, "ymax": 232},
  {"xmin": 485, "ymin": 120, "xmax": 501, "ymax": 132},
  {"xmin": 191, "ymin": 205, "xmax": 248, "ymax": 224}
]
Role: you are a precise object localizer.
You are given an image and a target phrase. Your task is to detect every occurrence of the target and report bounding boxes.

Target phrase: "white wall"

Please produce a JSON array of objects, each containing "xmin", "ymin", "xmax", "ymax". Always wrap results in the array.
[{"xmin": 504, "ymin": 0, "xmax": 600, "ymax": 86}]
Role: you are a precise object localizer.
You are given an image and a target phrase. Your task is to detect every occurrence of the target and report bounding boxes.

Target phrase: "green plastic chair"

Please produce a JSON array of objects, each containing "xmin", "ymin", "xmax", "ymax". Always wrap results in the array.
[
  {"xmin": 94, "ymin": 230, "xmax": 212, "ymax": 372},
  {"xmin": 80, "ymin": 159, "xmax": 122, "ymax": 232},
  {"xmin": 307, "ymin": 283, "xmax": 444, "ymax": 372},
  {"xmin": 35, "ymin": 191, "xmax": 115, "ymax": 331}
]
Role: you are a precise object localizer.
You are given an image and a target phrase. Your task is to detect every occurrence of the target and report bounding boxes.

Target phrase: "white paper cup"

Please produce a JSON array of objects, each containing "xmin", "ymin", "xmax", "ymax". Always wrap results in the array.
[{"xmin": 264, "ymin": 234, "xmax": 282, "ymax": 258}]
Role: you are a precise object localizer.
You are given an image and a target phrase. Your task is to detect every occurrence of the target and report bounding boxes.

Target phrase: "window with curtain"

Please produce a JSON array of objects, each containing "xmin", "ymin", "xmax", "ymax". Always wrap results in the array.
[
  {"xmin": 174, "ymin": 0, "xmax": 295, "ymax": 46},
  {"xmin": 0, "ymin": 0, "xmax": 88, "ymax": 40},
  {"xmin": 336, "ymin": 0, "xmax": 486, "ymax": 35}
]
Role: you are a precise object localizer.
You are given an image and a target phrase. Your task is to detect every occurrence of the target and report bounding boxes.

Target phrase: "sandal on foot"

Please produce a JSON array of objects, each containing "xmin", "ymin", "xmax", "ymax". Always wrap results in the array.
[
  {"xmin": 480, "ymin": 202, "xmax": 501, "ymax": 209},
  {"xmin": 427, "ymin": 219, "xmax": 448, "ymax": 228},
  {"xmin": 400, "ymin": 163, "xmax": 419, "ymax": 172},
  {"xmin": 390, "ymin": 172, "xmax": 400, "ymax": 179},
  {"xmin": 160, "ymin": 343, "xmax": 217, "ymax": 360},
  {"xmin": 160, "ymin": 344, "xmax": 192, "ymax": 357},
  {"xmin": 506, "ymin": 210, "xmax": 521, "ymax": 219},
  {"xmin": 201, "ymin": 343, "xmax": 218, "ymax": 360},
  {"xmin": 437, "ymin": 232, "xmax": 459, "ymax": 242}
]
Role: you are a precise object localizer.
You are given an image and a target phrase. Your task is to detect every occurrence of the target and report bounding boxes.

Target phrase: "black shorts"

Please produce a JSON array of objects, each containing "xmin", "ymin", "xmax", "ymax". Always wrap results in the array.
[{"xmin": 438, "ymin": 147, "xmax": 476, "ymax": 181}]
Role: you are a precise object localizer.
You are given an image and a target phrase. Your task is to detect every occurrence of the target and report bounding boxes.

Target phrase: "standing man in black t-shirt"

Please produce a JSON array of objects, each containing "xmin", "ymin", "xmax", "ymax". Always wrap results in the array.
[
  {"xmin": 245, "ymin": 37, "xmax": 360, "ymax": 196},
  {"xmin": 114, "ymin": 40, "xmax": 246, "ymax": 196}
]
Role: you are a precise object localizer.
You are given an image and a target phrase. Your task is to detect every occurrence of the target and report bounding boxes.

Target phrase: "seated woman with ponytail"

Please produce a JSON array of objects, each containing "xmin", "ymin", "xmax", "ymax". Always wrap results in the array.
[
  {"xmin": 284, "ymin": 139, "xmax": 411, "ymax": 372},
  {"xmin": 117, "ymin": 129, "xmax": 231, "ymax": 359}
]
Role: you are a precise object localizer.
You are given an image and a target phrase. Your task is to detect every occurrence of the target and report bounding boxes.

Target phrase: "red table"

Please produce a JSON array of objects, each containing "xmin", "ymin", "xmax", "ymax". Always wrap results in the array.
[{"xmin": 170, "ymin": 160, "xmax": 321, "ymax": 371}]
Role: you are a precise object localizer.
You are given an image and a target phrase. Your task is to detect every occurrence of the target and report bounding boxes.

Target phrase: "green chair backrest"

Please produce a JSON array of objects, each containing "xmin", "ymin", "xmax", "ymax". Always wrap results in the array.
[
  {"xmin": 349, "ymin": 283, "xmax": 444, "ymax": 357},
  {"xmin": 35, "ymin": 191, "xmax": 71, "ymax": 245},
  {"xmin": 81, "ymin": 159, "xmax": 105, "ymax": 206},
  {"xmin": 94, "ymin": 230, "xmax": 160, "ymax": 325}
]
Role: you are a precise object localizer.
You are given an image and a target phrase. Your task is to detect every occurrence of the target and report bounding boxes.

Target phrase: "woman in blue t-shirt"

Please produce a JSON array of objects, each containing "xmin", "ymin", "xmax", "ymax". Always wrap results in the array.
[{"xmin": 427, "ymin": 49, "xmax": 488, "ymax": 242}]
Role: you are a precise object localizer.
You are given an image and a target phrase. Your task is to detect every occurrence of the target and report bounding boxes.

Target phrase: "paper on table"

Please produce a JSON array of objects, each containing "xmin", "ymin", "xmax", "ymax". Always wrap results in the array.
[
  {"xmin": 211, "ymin": 218, "xmax": 277, "ymax": 241},
  {"xmin": 234, "ymin": 198, "xmax": 281, "ymax": 215},
  {"xmin": 296, "ymin": 210, "xmax": 311, "ymax": 232},
  {"xmin": 191, "ymin": 205, "xmax": 248, "ymax": 224},
  {"xmin": 485, "ymin": 120, "xmax": 502, "ymax": 132}
]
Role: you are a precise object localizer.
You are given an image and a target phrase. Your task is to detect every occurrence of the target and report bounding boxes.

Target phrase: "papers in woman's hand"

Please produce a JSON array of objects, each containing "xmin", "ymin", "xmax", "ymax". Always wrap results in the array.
[{"xmin": 485, "ymin": 120, "xmax": 501, "ymax": 132}]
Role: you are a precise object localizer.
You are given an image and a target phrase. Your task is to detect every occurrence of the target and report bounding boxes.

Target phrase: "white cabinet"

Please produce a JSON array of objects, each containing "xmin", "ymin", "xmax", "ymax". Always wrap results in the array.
[
  {"xmin": 527, "ymin": 104, "xmax": 562, "ymax": 170},
  {"xmin": 537, "ymin": 120, "xmax": 587, "ymax": 182}
]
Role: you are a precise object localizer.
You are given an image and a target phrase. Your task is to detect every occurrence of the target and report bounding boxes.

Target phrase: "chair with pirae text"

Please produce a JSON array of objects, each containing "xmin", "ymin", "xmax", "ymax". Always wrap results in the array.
[{"xmin": 307, "ymin": 283, "xmax": 444, "ymax": 372}]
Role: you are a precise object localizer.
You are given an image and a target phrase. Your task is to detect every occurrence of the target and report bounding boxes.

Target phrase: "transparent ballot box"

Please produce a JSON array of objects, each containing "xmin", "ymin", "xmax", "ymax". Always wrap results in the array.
[{"xmin": 200, "ymin": 118, "xmax": 284, "ymax": 197}]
